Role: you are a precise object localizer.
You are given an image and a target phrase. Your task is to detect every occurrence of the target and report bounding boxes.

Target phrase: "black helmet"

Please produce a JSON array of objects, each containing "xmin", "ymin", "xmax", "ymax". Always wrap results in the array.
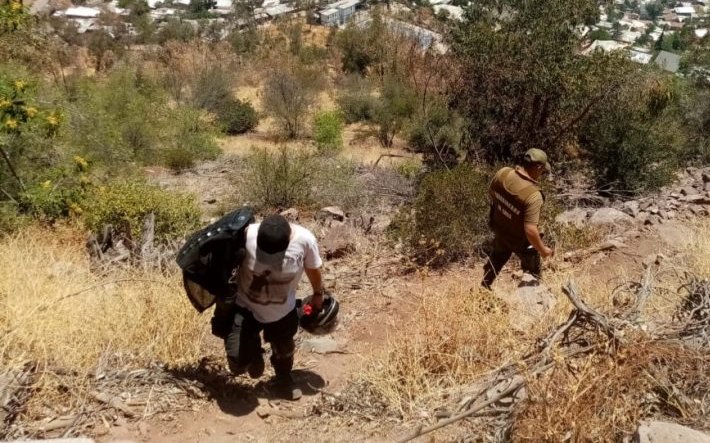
[{"xmin": 297, "ymin": 294, "xmax": 339, "ymax": 335}]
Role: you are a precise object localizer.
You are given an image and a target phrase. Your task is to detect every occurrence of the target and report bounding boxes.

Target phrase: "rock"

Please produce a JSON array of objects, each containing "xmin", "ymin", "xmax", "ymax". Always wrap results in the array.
[
  {"xmin": 588, "ymin": 208, "xmax": 634, "ymax": 227},
  {"xmin": 703, "ymin": 171, "xmax": 710, "ymax": 183},
  {"xmin": 635, "ymin": 421, "xmax": 710, "ymax": 443},
  {"xmin": 670, "ymin": 192, "xmax": 681, "ymax": 199},
  {"xmin": 642, "ymin": 253, "xmax": 667, "ymax": 268},
  {"xmin": 370, "ymin": 215, "xmax": 392, "ymax": 234},
  {"xmin": 321, "ymin": 225, "xmax": 355, "ymax": 259},
  {"xmin": 316, "ymin": 206, "xmax": 346, "ymax": 225},
  {"xmin": 648, "ymin": 206, "xmax": 659, "ymax": 215},
  {"xmin": 655, "ymin": 222, "xmax": 690, "ymax": 248},
  {"xmin": 621, "ymin": 200, "xmax": 640, "ymax": 217},
  {"xmin": 705, "ymin": 182, "xmax": 710, "ymax": 192},
  {"xmin": 301, "ymin": 337, "xmax": 340, "ymax": 354},
  {"xmin": 597, "ymin": 239, "xmax": 627, "ymax": 251},
  {"xmin": 503, "ymin": 281, "xmax": 557, "ymax": 331},
  {"xmin": 555, "ymin": 208, "xmax": 589, "ymax": 228},
  {"xmin": 204, "ymin": 198, "xmax": 217, "ymax": 204},
  {"xmin": 680, "ymin": 187, "xmax": 696, "ymax": 196},
  {"xmin": 681, "ymin": 194, "xmax": 705, "ymax": 203},
  {"xmin": 280, "ymin": 208, "xmax": 299, "ymax": 221},
  {"xmin": 639, "ymin": 200, "xmax": 653, "ymax": 210}
]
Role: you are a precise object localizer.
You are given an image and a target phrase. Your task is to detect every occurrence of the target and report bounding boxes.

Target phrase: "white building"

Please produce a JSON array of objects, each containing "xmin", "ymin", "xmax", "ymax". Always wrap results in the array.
[
  {"xmin": 319, "ymin": 0, "xmax": 360, "ymax": 26},
  {"xmin": 629, "ymin": 48, "xmax": 653, "ymax": 64},
  {"xmin": 583, "ymin": 39, "xmax": 628, "ymax": 54}
]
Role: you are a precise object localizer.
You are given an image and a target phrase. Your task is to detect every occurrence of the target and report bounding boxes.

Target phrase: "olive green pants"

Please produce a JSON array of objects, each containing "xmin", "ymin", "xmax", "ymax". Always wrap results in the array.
[{"xmin": 481, "ymin": 236, "xmax": 541, "ymax": 289}]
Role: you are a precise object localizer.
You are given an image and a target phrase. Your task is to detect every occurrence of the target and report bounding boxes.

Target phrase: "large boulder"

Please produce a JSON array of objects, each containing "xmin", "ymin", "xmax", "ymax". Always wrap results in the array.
[
  {"xmin": 588, "ymin": 208, "xmax": 634, "ymax": 227},
  {"xmin": 634, "ymin": 421, "xmax": 710, "ymax": 443},
  {"xmin": 555, "ymin": 208, "xmax": 589, "ymax": 228}
]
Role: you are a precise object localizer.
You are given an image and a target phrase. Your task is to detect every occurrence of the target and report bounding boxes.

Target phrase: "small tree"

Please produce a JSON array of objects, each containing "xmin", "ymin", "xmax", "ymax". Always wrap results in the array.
[
  {"xmin": 372, "ymin": 76, "xmax": 416, "ymax": 147},
  {"xmin": 312, "ymin": 110, "xmax": 344, "ymax": 154},
  {"xmin": 262, "ymin": 63, "xmax": 321, "ymax": 138}
]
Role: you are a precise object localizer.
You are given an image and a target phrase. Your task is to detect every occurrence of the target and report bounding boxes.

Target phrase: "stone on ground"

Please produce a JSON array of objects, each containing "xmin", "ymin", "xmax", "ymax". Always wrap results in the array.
[
  {"xmin": 635, "ymin": 421, "xmax": 710, "ymax": 443},
  {"xmin": 321, "ymin": 225, "xmax": 355, "ymax": 259},
  {"xmin": 316, "ymin": 206, "xmax": 346, "ymax": 224},
  {"xmin": 555, "ymin": 208, "xmax": 589, "ymax": 228},
  {"xmin": 301, "ymin": 337, "xmax": 340, "ymax": 354},
  {"xmin": 588, "ymin": 208, "xmax": 634, "ymax": 227}
]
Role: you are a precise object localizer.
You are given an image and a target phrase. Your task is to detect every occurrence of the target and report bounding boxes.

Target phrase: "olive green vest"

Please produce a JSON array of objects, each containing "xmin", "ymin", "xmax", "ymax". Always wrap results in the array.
[{"xmin": 489, "ymin": 167, "xmax": 541, "ymax": 249}]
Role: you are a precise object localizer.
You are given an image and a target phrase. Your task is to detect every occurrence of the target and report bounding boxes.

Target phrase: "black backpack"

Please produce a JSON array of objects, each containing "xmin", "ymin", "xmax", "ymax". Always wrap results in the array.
[{"xmin": 176, "ymin": 207, "xmax": 255, "ymax": 312}]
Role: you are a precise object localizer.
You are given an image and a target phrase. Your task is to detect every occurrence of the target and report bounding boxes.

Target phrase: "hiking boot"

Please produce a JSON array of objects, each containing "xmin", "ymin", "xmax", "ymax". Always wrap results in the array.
[
  {"xmin": 274, "ymin": 374, "xmax": 302, "ymax": 401},
  {"xmin": 247, "ymin": 351, "xmax": 265, "ymax": 379}
]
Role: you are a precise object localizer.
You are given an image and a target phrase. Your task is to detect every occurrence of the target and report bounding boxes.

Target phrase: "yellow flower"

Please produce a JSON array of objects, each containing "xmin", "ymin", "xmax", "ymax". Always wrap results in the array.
[
  {"xmin": 4, "ymin": 118, "xmax": 18, "ymax": 129},
  {"xmin": 23, "ymin": 106, "xmax": 38, "ymax": 118},
  {"xmin": 79, "ymin": 174, "xmax": 91, "ymax": 185},
  {"xmin": 14, "ymin": 80, "xmax": 26, "ymax": 91},
  {"xmin": 74, "ymin": 155, "xmax": 89, "ymax": 171},
  {"xmin": 41, "ymin": 180, "xmax": 52, "ymax": 189},
  {"xmin": 0, "ymin": 99, "xmax": 10, "ymax": 109},
  {"xmin": 46, "ymin": 114, "xmax": 59, "ymax": 126},
  {"xmin": 68, "ymin": 202, "xmax": 83, "ymax": 215},
  {"xmin": 10, "ymin": 1, "xmax": 22, "ymax": 11}
]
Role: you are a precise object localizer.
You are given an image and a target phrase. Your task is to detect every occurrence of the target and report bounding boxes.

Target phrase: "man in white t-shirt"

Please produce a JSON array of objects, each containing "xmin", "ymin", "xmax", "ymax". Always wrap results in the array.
[{"xmin": 222, "ymin": 214, "xmax": 325, "ymax": 401}]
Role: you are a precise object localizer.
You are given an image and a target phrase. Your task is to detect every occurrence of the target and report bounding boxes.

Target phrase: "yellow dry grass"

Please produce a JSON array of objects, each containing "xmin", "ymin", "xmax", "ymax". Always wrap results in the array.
[
  {"xmin": 0, "ymin": 224, "xmax": 208, "ymax": 413},
  {"xmin": 354, "ymin": 219, "xmax": 710, "ymax": 439}
]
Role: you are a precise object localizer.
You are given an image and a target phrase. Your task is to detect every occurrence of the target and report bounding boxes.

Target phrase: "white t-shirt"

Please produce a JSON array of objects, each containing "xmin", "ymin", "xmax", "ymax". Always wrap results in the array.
[{"xmin": 235, "ymin": 223, "xmax": 323, "ymax": 323}]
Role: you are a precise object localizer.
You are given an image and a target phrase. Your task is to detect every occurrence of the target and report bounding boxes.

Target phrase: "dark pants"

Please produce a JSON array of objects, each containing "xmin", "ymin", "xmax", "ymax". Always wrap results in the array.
[
  {"xmin": 481, "ymin": 236, "xmax": 541, "ymax": 289},
  {"xmin": 213, "ymin": 301, "xmax": 298, "ymax": 377}
]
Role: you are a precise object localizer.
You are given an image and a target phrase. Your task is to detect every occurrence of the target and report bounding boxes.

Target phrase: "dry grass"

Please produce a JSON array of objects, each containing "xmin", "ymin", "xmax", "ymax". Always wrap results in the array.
[
  {"xmin": 0, "ymin": 224, "xmax": 208, "ymax": 417},
  {"xmin": 351, "ymin": 276, "xmax": 521, "ymax": 417},
  {"xmin": 347, "ymin": 219, "xmax": 710, "ymax": 439}
]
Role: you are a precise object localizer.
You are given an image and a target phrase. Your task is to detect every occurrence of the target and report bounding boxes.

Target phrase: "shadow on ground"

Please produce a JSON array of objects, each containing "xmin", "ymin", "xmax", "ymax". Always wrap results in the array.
[{"xmin": 168, "ymin": 356, "xmax": 325, "ymax": 417}]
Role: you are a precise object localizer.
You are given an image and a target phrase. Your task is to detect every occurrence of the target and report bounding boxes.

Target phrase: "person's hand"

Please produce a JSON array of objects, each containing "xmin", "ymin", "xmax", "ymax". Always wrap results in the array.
[
  {"xmin": 310, "ymin": 291, "xmax": 325, "ymax": 311},
  {"xmin": 541, "ymin": 246, "xmax": 555, "ymax": 258}
]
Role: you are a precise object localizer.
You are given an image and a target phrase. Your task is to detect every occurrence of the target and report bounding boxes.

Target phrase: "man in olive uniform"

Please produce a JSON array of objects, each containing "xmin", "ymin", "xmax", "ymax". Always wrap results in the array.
[{"xmin": 482, "ymin": 148, "xmax": 555, "ymax": 289}]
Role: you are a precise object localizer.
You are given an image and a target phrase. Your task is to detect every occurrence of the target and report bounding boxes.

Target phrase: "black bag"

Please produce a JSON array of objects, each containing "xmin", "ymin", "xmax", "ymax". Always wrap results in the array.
[{"xmin": 176, "ymin": 207, "xmax": 255, "ymax": 313}]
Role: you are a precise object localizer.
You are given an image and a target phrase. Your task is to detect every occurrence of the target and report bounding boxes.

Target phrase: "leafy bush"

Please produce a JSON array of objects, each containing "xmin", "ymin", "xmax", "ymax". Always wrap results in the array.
[
  {"xmin": 372, "ymin": 76, "xmax": 417, "ymax": 147},
  {"xmin": 390, "ymin": 164, "xmax": 491, "ymax": 266},
  {"xmin": 312, "ymin": 110, "xmax": 344, "ymax": 155},
  {"xmin": 336, "ymin": 75, "xmax": 377, "ymax": 123},
  {"xmin": 191, "ymin": 65, "xmax": 234, "ymax": 114},
  {"xmin": 241, "ymin": 147, "xmax": 359, "ymax": 210},
  {"xmin": 83, "ymin": 181, "xmax": 201, "ymax": 244},
  {"xmin": 580, "ymin": 75, "xmax": 684, "ymax": 194},
  {"xmin": 64, "ymin": 66, "xmax": 218, "ymax": 172},
  {"xmin": 156, "ymin": 18, "xmax": 195, "ymax": 44},
  {"xmin": 217, "ymin": 99, "xmax": 258, "ymax": 135},
  {"xmin": 262, "ymin": 63, "xmax": 322, "ymax": 138},
  {"xmin": 408, "ymin": 98, "xmax": 464, "ymax": 168},
  {"xmin": 167, "ymin": 106, "xmax": 220, "ymax": 170}
]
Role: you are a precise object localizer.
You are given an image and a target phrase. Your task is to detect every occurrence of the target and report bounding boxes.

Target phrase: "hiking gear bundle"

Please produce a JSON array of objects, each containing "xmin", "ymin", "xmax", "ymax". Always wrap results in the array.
[
  {"xmin": 176, "ymin": 207, "xmax": 254, "ymax": 313},
  {"xmin": 297, "ymin": 294, "xmax": 339, "ymax": 335}
]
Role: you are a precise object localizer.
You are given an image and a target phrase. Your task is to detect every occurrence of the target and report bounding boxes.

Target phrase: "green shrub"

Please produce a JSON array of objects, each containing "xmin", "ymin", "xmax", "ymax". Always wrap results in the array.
[
  {"xmin": 0, "ymin": 202, "xmax": 28, "ymax": 235},
  {"xmin": 312, "ymin": 110, "xmax": 344, "ymax": 154},
  {"xmin": 390, "ymin": 164, "xmax": 491, "ymax": 266},
  {"xmin": 580, "ymin": 75, "xmax": 684, "ymax": 194},
  {"xmin": 217, "ymin": 99, "xmax": 258, "ymax": 135},
  {"xmin": 336, "ymin": 75, "xmax": 377, "ymax": 123},
  {"xmin": 163, "ymin": 147, "xmax": 196, "ymax": 171},
  {"xmin": 64, "ymin": 67, "xmax": 218, "ymax": 173},
  {"xmin": 240, "ymin": 147, "xmax": 359, "ymax": 210},
  {"xmin": 191, "ymin": 65, "xmax": 234, "ymax": 113},
  {"xmin": 156, "ymin": 18, "xmax": 195, "ymax": 44},
  {"xmin": 169, "ymin": 106, "xmax": 220, "ymax": 168},
  {"xmin": 83, "ymin": 181, "xmax": 201, "ymax": 244}
]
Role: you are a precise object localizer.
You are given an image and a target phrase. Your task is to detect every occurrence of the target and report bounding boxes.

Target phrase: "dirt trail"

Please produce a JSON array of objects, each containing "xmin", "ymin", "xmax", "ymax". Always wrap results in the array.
[{"xmin": 95, "ymin": 215, "xmax": 693, "ymax": 443}]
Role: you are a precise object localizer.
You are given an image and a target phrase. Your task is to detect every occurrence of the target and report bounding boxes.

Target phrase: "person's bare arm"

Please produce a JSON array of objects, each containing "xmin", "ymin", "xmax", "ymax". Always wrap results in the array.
[
  {"xmin": 524, "ymin": 223, "xmax": 554, "ymax": 258},
  {"xmin": 304, "ymin": 267, "xmax": 325, "ymax": 309}
]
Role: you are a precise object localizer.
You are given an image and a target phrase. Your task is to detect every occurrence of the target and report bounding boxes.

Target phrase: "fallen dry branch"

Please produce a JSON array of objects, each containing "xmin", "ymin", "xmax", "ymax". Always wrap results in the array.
[{"xmin": 395, "ymin": 272, "xmax": 710, "ymax": 442}]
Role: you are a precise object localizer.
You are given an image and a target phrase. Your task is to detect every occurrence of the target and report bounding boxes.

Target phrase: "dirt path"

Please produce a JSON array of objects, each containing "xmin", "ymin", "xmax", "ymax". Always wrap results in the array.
[{"xmin": 93, "ymin": 216, "xmax": 696, "ymax": 443}]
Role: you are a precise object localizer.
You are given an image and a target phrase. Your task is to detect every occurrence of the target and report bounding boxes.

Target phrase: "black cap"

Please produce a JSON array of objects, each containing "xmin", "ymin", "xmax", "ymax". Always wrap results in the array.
[{"xmin": 257, "ymin": 215, "xmax": 291, "ymax": 254}]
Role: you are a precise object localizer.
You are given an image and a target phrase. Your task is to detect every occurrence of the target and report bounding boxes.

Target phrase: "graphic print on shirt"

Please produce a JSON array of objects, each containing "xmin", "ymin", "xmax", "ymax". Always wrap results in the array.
[{"xmin": 245, "ymin": 257, "xmax": 300, "ymax": 305}]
